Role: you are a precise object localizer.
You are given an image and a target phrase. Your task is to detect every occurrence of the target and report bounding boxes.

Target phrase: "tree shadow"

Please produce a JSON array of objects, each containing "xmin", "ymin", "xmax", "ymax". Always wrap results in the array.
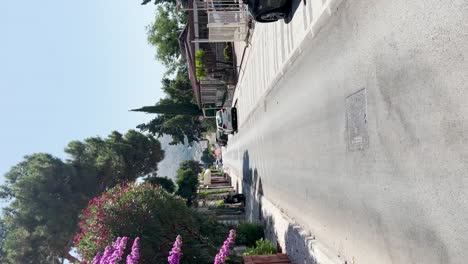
[
  {"xmin": 241, "ymin": 151, "xmax": 262, "ymax": 223},
  {"xmin": 242, "ymin": 151, "xmax": 252, "ymax": 189}
]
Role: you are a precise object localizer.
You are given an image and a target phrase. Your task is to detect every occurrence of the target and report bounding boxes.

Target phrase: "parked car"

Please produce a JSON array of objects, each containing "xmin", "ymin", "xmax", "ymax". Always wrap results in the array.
[
  {"xmin": 216, "ymin": 107, "xmax": 238, "ymax": 134},
  {"xmin": 216, "ymin": 129, "xmax": 228, "ymax": 146},
  {"xmin": 246, "ymin": 0, "xmax": 291, "ymax": 23}
]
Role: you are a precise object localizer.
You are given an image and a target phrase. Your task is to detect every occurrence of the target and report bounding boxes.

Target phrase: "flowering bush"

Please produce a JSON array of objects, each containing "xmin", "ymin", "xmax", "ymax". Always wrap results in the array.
[{"xmin": 75, "ymin": 183, "xmax": 228, "ymax": 263}]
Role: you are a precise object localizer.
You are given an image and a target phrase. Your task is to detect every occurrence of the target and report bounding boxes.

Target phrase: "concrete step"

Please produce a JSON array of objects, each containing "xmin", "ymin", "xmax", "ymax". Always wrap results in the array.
[
  {"xmin": 214, "ymin": 210, "xmax": 244, "ymax": 216},
  {"xmin": 219, "ymin": 220, "xmax": 241, "ymax": 225},
  {"xmin": 202, "ymin": 185, "xmax": 232, "ymax": 189},
  {"xmin": 215, "ymin": 214, "xmax": 245, "ymax": 220},
  {"xmin": 211, "ymin": 178, "xmax": 229, "ymax": 183}
]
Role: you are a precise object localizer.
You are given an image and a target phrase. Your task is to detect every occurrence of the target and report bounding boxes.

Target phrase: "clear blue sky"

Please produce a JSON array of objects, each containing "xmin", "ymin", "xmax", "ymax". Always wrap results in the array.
[{"xmin": 0, "ymin": 1, "xmax": 165, "ymax": 182}]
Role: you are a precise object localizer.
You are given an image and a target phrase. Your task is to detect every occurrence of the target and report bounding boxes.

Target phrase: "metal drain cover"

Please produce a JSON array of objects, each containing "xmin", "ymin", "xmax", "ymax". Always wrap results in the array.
[{"xmin": 346, "ymin": 88, "xmax": 369, "ymax": 151}]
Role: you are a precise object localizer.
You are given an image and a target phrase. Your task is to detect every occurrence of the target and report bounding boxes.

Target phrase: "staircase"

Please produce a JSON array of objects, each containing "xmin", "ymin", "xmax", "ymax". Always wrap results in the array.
[{"xmin": 197, "ymin": 170, "xmax": 245, "ymax": 224}]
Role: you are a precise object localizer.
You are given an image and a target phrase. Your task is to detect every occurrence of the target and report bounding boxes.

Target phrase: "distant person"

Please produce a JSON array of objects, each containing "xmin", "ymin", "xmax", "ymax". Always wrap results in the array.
[{"xmin": 215, "ymin": 159, "xmax": 222, "ymax": 170}]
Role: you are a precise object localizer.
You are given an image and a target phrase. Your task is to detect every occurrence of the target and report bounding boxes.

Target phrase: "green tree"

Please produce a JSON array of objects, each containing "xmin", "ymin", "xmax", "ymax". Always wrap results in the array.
[
  {"xmin": 144, "ymin": 175, "xmax": 176, "ymax": 193},
  {"xmin": 201, "ymin": 145, "xmax": 216, "ymax": 166},
  {"xmin": 137, "ymin": 114, "xmax": 203, "ymax": 145},
  {"xmin": 147, "ymin": 3, "xmax": 187, "ymax": 73},
  {"xmin": 0, "ymin": 130, "xmax": 165, "ymax": 263},
  {"xmin": 161, "ymin": 70, "xmax": 195, "ymax": 104},
  {"xmin": 175, "ymin": 160, "xmax": 202, "ymax": 206},
  {"xmin": 179, "ymin": 160, "xmax": 203, "ymax": 174},
  {"xmin": 0, "ymin": 218, "xmax": 8, "ymax": 263},
  {"xmin": 175, "ymin": 169, "xmax": 199, "ymax": 206},
  {"xmin": 132, "ymin": 98, "xmax": 201, "ymax": 116},
  {"xmin": 134, "ymin": 72, "xmax": 206, "ymax": 145},
  {"xmin": 202, "ymin": 118, "xmax": 217, "ymax": 133},
  {"xmin": 0, "ymin": 154, "xmax": 83, "ymax": 263},
  {"xmin": 65, "ymin": 130, "xmax": 165, "ymax": 191}
]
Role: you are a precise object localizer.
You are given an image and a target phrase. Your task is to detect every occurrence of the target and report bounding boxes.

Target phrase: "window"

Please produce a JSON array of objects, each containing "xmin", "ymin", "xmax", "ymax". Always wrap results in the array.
[{"xmin": 216, "ymin": 112, "xmax": 223, "ymax": 126}]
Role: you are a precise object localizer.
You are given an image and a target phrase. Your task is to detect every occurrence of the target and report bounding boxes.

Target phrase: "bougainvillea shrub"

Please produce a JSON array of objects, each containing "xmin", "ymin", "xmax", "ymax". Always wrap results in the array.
[{"xmin": 74, "ymin": 183, "xmax": 228, "ymax": 263}]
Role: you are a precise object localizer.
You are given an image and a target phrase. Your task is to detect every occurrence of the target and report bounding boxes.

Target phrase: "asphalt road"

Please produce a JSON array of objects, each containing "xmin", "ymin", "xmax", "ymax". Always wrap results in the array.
[{"xmin": 224, "ymin": 0, "xmax": 468, "ymax": 263}]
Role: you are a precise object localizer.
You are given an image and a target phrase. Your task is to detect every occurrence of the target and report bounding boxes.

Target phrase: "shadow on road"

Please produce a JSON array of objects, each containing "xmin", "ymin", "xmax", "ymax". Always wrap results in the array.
[
  {"xmin": 284, "ymin": 0, "xmax": 303, "ymax": 24},
  {"xmin": 242, "ymin": 151, "xmax": 262, "ymax": 222},
  {"xmin": 240, "ymin": 150, "xmax": 318, "ymax": 263}
]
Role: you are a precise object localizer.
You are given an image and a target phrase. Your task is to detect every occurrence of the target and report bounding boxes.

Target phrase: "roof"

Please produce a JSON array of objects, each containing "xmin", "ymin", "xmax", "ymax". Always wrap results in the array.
[{"xmin": 179, "ymin": 0, "xmax": 201, "ymax": 108}]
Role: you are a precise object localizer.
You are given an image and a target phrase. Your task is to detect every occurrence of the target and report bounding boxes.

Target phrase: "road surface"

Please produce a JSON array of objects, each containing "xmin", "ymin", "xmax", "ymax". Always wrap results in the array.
[{"xmin": 224, "ymin": 0, "xmax": 468, "ymax": 263}]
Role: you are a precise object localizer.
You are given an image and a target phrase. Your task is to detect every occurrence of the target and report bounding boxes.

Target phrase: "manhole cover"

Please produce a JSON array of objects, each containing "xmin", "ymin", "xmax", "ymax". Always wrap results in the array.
[{"xmin": 346, "ymin": 88, "xmax": 369, "ymax": 151}]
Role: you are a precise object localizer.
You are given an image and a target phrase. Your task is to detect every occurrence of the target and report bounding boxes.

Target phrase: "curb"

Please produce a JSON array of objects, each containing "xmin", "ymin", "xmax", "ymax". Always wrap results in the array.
[{"xmin": 260, "ymin": 196, "xmax": 344, "ymax": 264}]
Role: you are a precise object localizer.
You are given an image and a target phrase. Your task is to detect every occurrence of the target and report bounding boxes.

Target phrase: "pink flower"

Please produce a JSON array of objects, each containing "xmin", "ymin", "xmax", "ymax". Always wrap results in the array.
[
  {"xmin": 168, "ymin": 235, "xmax": 183, "ymax": 264},
  {"xmin": 108, "ymin": 236, "xmax": 128, "ymax": 263},
  {"xmin": 100, "ymin": 245, "xmax": 114, "ymax": 264},
  {"xmin": 92, "ymin": 252, "xmax": 102, "ymax": 264},
  {"xmin": 126, "ymin": 237, "xmax": 140, "ymax": 264},
  {"xmin": 93, "ymin": 236, "xmax": 131, "ymax": 264},
  {"xmin": 214, "ymin": 230, "xmax": 236, "ymax": 264}
]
